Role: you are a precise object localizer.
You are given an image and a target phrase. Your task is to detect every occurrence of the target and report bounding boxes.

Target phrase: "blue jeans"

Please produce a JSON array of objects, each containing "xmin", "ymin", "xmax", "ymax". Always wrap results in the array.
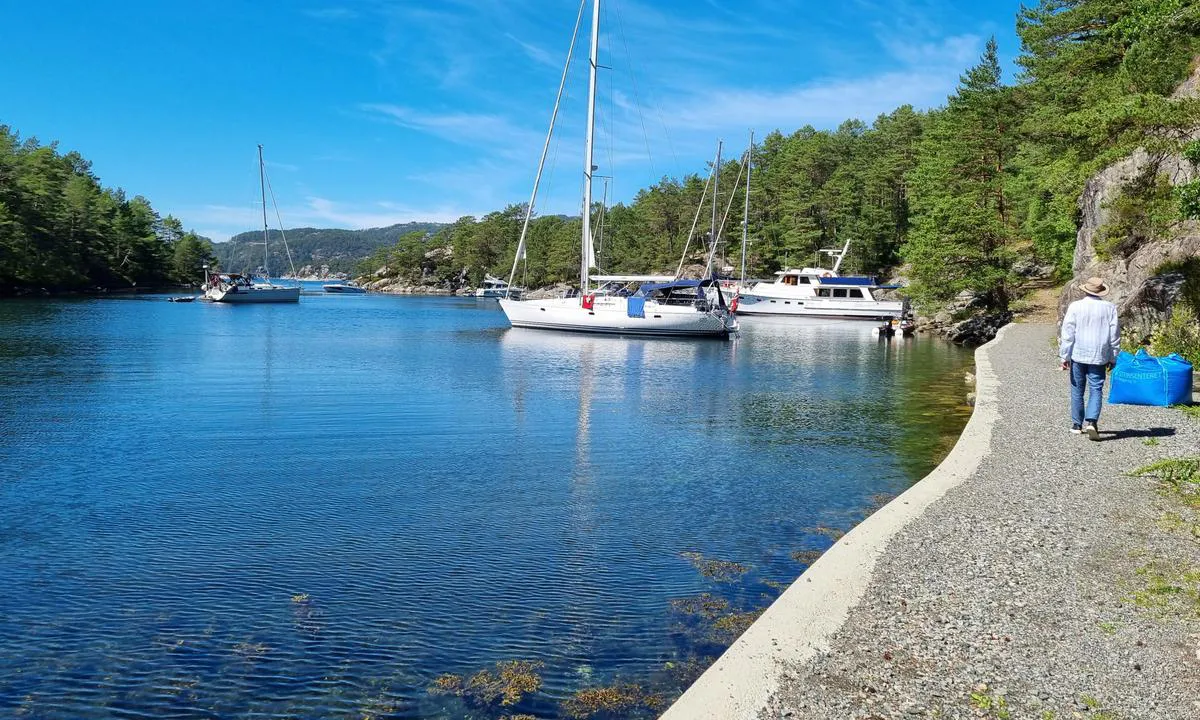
[{"xmin": 1070, "ymin": 361, "xmax": 1107, "ymax": 426}]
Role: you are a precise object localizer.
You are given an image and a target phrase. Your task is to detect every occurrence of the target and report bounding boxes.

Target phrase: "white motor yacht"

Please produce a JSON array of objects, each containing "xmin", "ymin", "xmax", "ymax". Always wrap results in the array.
[{"xmin": 735, "ymin": 241, "xmax": 906, "ymax": 320}]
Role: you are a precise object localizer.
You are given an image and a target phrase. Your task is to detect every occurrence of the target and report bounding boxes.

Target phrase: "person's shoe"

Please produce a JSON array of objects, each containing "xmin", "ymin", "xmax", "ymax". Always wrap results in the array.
[
  {"xmin": 1070, "ymin": 424, "xmax": 1082, "ymax": 434},
  {"xmin": 1084, "ymin": 421, "xmax": 1099, "ymax": 440}
]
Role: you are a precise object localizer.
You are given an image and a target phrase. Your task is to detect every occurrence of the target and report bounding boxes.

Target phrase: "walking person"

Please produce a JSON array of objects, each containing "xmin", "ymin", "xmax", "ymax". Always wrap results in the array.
[{"xmin": 1059, "ymin": 276, "xmax": 1121, "ymax": 440}]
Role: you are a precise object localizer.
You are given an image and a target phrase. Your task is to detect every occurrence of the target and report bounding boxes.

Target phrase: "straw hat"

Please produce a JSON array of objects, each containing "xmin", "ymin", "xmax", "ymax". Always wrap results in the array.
[{"xmin": 1079, "ymin": 276, "xmax": 1110, "ymax": 297}]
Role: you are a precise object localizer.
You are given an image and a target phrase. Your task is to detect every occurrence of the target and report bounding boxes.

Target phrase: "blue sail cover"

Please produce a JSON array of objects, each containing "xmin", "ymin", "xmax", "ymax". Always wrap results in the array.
[
  {"xmin": 636, "ymin": 279, "xmax": 704, "ymax": 296},
  {"xmin": 627, "ymin": 296, "xmax": 646, "ymax": 318}
]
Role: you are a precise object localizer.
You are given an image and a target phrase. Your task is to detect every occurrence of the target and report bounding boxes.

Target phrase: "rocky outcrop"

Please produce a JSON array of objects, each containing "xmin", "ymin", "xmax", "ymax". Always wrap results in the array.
[
  {"xmin": 1061, "ymin": 149, "xmax": 1199, "ymax": 324},
  {"xmin": 1061, "ymin": 61, "xmax": 1200, "ymax": 335},
  {"xmin": 363, "ymin": 280, "xmax": 456, "ymax": 295},
  {"xmin": 915, "ymin": 290, "xmax": 1012, "ymax": 345},
  {"xmin": 523, "ymin": 283, "xmax": 575, "ymax": 300},
  {"xmin": 357, "ymin": 246, "xmax": 467, "ymax": 295},
  {"xmin": 287, "ymin": 265, "xmax": 346, "ymax": 280}
]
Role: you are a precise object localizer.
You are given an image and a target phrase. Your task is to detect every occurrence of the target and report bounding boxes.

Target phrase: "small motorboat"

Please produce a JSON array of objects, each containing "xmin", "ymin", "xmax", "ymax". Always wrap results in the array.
[
  {"xmin": 168, "ymin": 296, "xmax": 197, "ymax": 303},
  {"xmin": 323, "ymin": 282, "xmax": 366, "ymax": 294}
]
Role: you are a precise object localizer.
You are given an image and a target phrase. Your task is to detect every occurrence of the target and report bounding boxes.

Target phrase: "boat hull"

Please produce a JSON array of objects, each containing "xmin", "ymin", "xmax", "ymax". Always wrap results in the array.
[
  {"xmin": 735, "ymin": 293, "xmax": 903, "ymax": 320},
  {"xmin": 499, "ymin": 296, "xmax": 734, "ymax": 337},
  {"xmin": 207, "ymin": 286, "xmax": 300, "ymax": 303},
  {"xmin": 323, "ymin": 285, "xmax": 365, "ymax": 294}
]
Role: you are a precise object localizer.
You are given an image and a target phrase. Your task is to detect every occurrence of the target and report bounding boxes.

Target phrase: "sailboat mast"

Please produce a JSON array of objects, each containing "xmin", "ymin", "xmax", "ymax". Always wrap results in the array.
[
  {"xmin": 709, "ymin": 139, "xmax": 722, "ymax": 275},
  {"xmin": 580, "ymin": 0, "xmax": 600, "ymax": 297},
  {"xmin": 741, "ymin": 131, "xmax": 753, "ymax": 286},
  {"xmin": 258, "ymin": 144, "xmax": 270, "ymax": 279},
  {"xmin": 596, "ymin": 177, "xmax": 609, "ymax": 268}
]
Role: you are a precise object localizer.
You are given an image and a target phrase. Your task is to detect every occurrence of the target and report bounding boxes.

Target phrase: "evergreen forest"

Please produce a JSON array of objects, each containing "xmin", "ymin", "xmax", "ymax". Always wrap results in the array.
[
  {"xmin": 362, "ymin": 0, "xmax": 1200, "ymax": 314},
  {"xmin": 3, "ymin": 0, "xmax": 1199, "ymax": 315},
  {"xmin": 0, "ymin": 126, "xmax": 217, "ymax": 293}
]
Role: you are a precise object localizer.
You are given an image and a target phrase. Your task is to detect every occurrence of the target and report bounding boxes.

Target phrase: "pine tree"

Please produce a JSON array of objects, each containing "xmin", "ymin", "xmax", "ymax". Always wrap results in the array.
[{"xmin": 904, "ymin": 38, "xmax": 1020, "ymax": 309}]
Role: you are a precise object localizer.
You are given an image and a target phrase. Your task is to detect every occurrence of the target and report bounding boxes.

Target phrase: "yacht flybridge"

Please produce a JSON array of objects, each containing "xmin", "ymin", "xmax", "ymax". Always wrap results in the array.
[
  {"xmin": 734, "ymin": 241, "xmax": 907, "ymax": 320},
  {"xmin": 497, "ymin": 0, "xmax": 736, "ymax": 338}
]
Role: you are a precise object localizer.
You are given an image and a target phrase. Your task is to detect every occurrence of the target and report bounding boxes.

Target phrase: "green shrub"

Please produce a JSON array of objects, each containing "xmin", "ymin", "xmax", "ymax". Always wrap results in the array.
[
  {"xmin": 1178, "ymin": 180, "xmax": 1200, "ymax": 220},
  {"xmin": 1183, "ymin": 140, "xmax": 1200, "ymax": 166},
  {"xmin": 1097, "ymin": 170, "xmax": 1178, "ymax": 259},
  {"xmin": 1149, "ymin": 304, "xmax": 1200, "ymax": 364}
]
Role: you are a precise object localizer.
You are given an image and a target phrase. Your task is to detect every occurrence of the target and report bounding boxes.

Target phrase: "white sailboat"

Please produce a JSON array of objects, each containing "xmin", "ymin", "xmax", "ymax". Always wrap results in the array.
[
  {"xmin": 498, "ymin": 0, "xmax": 736, "ymax": 338},
  {"xmin": 205, "ymin": 145, "xmax": 300, "ymax": 304}
]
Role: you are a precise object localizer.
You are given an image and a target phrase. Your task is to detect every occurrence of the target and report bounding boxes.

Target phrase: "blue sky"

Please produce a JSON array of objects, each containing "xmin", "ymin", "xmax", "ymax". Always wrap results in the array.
[{"xmin": 1, "ymin": 0, "xmax": 1023, "ymax": 241}]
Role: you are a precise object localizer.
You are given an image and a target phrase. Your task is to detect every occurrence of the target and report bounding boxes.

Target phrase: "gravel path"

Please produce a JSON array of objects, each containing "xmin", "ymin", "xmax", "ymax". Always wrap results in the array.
[{"xmin": 761, "ymin": 323, "xmax": 1200, "ymax": 720}]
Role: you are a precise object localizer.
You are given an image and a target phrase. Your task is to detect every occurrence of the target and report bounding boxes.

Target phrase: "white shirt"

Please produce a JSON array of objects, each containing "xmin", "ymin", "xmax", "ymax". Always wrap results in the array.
[{"xmin": 1059, "ymin": 295, "xmax": 1120, "ymax": 365}]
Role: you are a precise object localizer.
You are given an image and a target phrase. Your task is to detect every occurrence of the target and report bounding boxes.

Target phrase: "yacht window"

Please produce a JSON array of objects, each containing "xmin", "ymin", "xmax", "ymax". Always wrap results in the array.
[
  {"xmin": 798, "ymin": 276, "xmax": 811, "ymax": 284},
  {"xmin": 833, "ymin": 289, "xmax": 848, "ymax": 298},
  {"xmin": 783, "ymin": 276, "xmax": 796, "ymax": 286},
  {"xmin": 784, "ymin": 301, "xmax": 790, "ymax": 305},
  {"xmin": 817, "ymin": 289, "xmax": 831, "ymax": 297},
  {"xmin": 848, "ymin": 289, "xmax": 864, "ymax": 298}
]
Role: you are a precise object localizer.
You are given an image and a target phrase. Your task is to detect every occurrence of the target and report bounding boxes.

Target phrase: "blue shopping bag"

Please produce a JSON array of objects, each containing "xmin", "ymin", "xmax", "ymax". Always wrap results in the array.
[{"xmin": 1108, "ymin": 349, "xmax": 1194, "ymax": 406}]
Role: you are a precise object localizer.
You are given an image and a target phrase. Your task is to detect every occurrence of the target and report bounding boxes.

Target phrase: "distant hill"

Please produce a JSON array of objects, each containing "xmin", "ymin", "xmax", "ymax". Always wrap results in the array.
[{"xmin": 212, "ymin": 222, "xmax": 446, "ymax": 277}]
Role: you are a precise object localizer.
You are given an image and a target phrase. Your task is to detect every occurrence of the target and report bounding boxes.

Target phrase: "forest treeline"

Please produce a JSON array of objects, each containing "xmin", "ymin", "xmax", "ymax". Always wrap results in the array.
[
  {"xmin": 362, "ymin": 0, "xmax": 1200, "ymax": 312},
  {"xmin": 0, "ymin": 126, "xmax": 217, "ymax": 293},
  {"xmin": 3, "ymin": 0, "xmax": 1199, "ymax": 307}
]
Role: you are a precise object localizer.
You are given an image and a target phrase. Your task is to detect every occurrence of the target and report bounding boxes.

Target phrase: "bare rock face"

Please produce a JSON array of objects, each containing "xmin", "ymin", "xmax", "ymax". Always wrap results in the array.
[
  {"xmin": 523, "ymin": 283, "xmax": 575, "ymax": 300},
  {"xmin": 1122, "ymin": 272, "xmax": 1189, "ymax": 341},
  {"xmin": 1060, "ymin": 60, "xmax": 1200, "ymax": 329}
]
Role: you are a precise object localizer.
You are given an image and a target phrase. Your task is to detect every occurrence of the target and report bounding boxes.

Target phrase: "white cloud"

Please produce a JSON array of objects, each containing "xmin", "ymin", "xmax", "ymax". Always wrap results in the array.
[
  {"xmin": 304, "ymin": 197, "xmax": 472, "ymax": 227},
  {"xmin": 359, "ymin": 103, "xmax": 544, "ymax": 158},
  {"xmin": 177, "ymin": 198, "xmax": 478, "ymax": 242},
  {"xmin": 505, "ymin": 32, "xmax": 559, "ymax": 68}
]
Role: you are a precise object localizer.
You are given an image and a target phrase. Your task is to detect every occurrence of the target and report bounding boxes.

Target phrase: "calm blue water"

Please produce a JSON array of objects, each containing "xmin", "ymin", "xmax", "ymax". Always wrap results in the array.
[{"xmin": 0, "ymin": 289, "xmax": 972, "ymax": 719}]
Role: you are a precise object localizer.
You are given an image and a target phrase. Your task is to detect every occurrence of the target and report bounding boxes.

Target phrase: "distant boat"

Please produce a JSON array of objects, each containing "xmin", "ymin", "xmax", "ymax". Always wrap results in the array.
[
  {"xmin": 734, "ymin": 240, "xmax": 908, "ymax": 321},
  {"xmin": 323, "ymin": 281, "xmax": 366, "ymax": 294},
  {"xmin": 497, "ymin": 0, "xmax": 736, "ymax": 338},
  {"xmin": 475, "ymin": 275, "xmax": 522, "ymax": 299},
  {"xmin": 205, "ymin": 145, "xmax": 300, "ymax": 304}
]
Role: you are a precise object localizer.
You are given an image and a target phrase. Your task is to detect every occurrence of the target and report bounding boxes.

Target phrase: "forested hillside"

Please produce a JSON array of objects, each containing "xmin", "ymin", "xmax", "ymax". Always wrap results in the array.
[
  {"xmin": 0, "ymin": 126, "xmax": 216, "ymax": 293},
  {"xmin": 3, "ymin": 0, "xmax": 1198, "ymax": 312},
  {"xmin": 213, "ymin": 223, "xmax": 446, "ymax": 277},
  {"xmin": 363, "ymin": 0, "xmax": 1200, "ymax": 317}
]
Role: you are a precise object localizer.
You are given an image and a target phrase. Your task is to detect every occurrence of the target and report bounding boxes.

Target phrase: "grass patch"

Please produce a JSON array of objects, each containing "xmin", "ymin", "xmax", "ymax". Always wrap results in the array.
[
  {"xmin": 1142, "ymin": 437, "xmax": 1160, "ymax": 447},
  {"xmin": 1127, "ymin": 561, "xmax": 1200, "ymax": 617},
  {"xmin": 1130, "ymin": 457, "xmax": 1200, "ymax": 508},
  {"xmin": 969, "ymin": 689, "xmax": 1012, "ymax": 719},
  {"xmin": 1174, "ymin": 403, "xmax": 1200, "ymax": 421},
  {"xmin": 1079, "ymin": 694, "xmax": 1121, "ymax": 719}
]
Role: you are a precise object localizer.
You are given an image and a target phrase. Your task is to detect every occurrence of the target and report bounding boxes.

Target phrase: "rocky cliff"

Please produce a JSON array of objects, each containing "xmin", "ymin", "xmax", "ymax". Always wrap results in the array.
[{"xmin": 1060, "ymin": 64, "xmax": 1200, "ymax": 339}]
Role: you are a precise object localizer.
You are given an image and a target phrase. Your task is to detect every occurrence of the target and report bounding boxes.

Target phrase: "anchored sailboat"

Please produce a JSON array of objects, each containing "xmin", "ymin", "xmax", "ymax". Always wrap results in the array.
[
  {"xmin": 205, "ymin": 145, "xmax": 300, "ymax": 304},
  {"xmin": 498, "ymin": 0, "xmax": 736, "ymax": 338}
]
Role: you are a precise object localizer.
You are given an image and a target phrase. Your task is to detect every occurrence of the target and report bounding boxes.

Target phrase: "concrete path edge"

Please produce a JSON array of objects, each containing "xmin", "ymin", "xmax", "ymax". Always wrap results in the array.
[{"xmin": 659, "ymin": 323, "xmax": 1011, "ymax": 720}]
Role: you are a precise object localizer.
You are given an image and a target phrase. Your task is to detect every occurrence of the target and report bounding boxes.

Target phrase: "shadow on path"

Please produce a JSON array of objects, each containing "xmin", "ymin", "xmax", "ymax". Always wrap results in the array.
[{"xmin": 1095, "ymin": 426, "xmax": 1176, "ymax": 442}]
